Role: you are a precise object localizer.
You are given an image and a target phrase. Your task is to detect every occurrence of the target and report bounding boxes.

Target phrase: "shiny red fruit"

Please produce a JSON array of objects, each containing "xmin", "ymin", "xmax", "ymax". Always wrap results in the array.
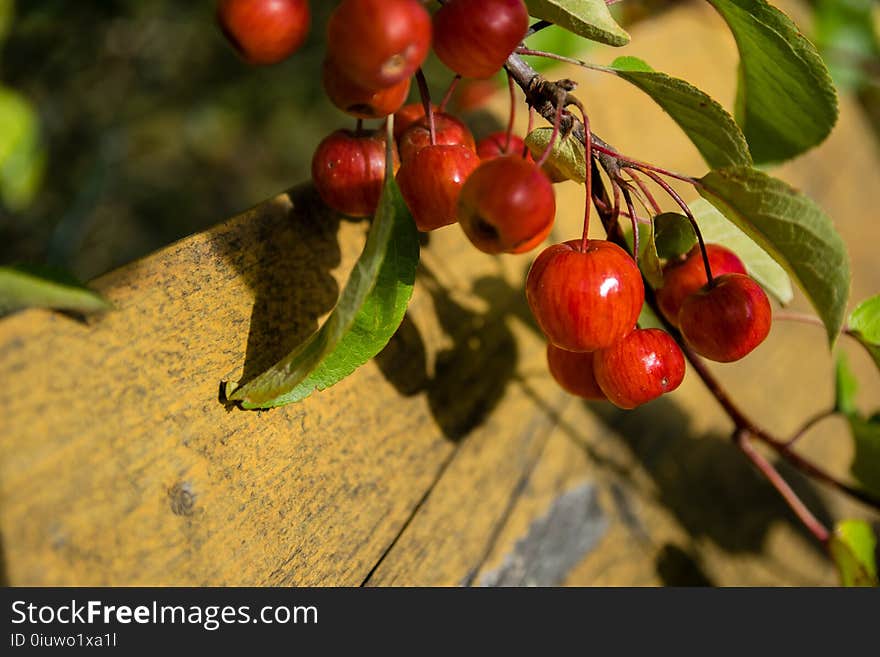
[
  {"xmin": 546, "ymin": 344, "xmax": 606, "ymax": 401},
  {"xmin": 398, "ymin": 112, "xmax": 476, "ymax": 164},
  {"xmin": 594, "ymin": 329, "xmax": 686, "ymax": 409},
  {"xmin": 327, "ymin": 0, "xmax": 431, "ymax": 90},
  {"xmin": 678, "ymin": 273, "xmax": 772, "ymax": 363},
  {"xmin": 311, "ymin": 129, "xmax": 398, "ymax": 217},
  {"xmin": 458, "ymin": 155, "xmax": 555, "ymax": 254},
  {"xmin": 397, "ymin": 144, "xmax": 479, "ymax": 231},
  {"xmin": 433, "ymin": 0, "xmax": 529, "ymax": 79},
  {"xmin": 476, "ymin": 132, "xmax": 532, "ymax": 161},
  {"xmin": 218, "ymin": 0, "xmax": 310, "ymax": 65},
  {"xmin": 526, "ymin": 239, "xmax": 644, "ymax": 352},
  {"xmin": 657, "ymin": 244, "xmax": 747, "ymax": 327},
  {"xmin": 322, "ymin": 59, "xmax": 410, "ymax": 119}
]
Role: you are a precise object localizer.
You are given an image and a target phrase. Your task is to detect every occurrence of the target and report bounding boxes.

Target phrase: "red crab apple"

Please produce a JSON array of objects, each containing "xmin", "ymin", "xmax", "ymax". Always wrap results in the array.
[
  {"xmin": 594, "ymin": 328, "xmax": 686, "ymax": 409},
  {"xmin": 398, "ymin": 112, "xmax": 476, "ymax": 164},
  {"xmin": 327, "ymin": 0, "xmax": 431, "ymax": 90},
  {"xmin": 433, "ymin": 0, "xmax": 529, "ymax": 79},
  {"xmin": 526, "ymin": 239, "xmax": 644, "ymax": 352},
  {"xmin": 656, "ymin": 244, "xmax": 747, "ymax": 327},
  {"xmin": 217, "ymin": 0, "xmax": 311, "ymax": 65},
  {"xmin": 546, "ymin": 343, "xmax": 607, "ymax": 401},
  {"xmin": 397, "ymin": 144, "xmax": 480, "ymax": 231},
  {"xmin": 678, "ymin": 273, "xmax": 772, "ymax": 363},
  {"xmin": 322, "ymin": 59, "xmax": 411, "ymax": 119},
  {"xmin": 458, "ymin": 155, "xmax": 555, "ymax": 254},
  {"xmin": 476, "ymin": 132, "xmax": 532, "ymax": 162},
  {"xmin": 311, "ymin": 129, "xmax": 398, "ymax": 217}
]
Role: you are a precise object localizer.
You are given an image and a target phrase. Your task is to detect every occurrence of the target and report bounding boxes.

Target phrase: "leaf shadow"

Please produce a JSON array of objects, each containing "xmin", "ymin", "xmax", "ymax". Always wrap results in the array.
[{"xmin": 214, "ymin": 183, "xmax": 347, "ymax": 400}]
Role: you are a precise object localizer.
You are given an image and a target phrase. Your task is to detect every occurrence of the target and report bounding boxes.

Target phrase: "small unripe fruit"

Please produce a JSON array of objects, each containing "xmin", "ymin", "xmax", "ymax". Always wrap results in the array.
[
  {"xmin": 458, "ymin": 155, "xmax": 556, "ymax": 254},
  {"xmin": 322, "ymin": 59, "xmax": 411, "ymax": 119},
  {"xmin": 433, "ymin": 0, "xmax": 529, "ymax": 79},
  {"xmin": 217, "ymin": 0, "xmax": 311, "ymax": 65},
  {"xmin": 311, "ymin": 129, "xmax": 397, "ymax": 217},
  {"xmin": 526, "ymin": 240, "xmax": 644, "ymax": 352},
  {"xmin": 398, "ymin": 112, "xmax": 476, "ymax": 164},
  {"xmin": 546, "ymin": 344, "xmax": 606, "ymax": 401},
  {"xmin": 397, "ymin": 144, "xmax": 479, "ymax": 231},
  {"xmin": 594, "ymin": 328, "xmax": 686, "ymax": 409},
  {"xmin": 678, "ymin": 273, "xmax": 772, "ymax": 363},
  {"xmin": 327, "ymin": 0, "xmax": 431, "ymax": 90},
  {"xmin": 657, "ymin": 244, "xmax": 747, "ymax": 327}
]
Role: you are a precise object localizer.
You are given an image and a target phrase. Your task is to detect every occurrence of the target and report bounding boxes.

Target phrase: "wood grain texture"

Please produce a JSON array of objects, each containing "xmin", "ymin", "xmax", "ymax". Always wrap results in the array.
[{"xmin": 1, "ymin": 2, "xmax": 878, "ymax": 586}]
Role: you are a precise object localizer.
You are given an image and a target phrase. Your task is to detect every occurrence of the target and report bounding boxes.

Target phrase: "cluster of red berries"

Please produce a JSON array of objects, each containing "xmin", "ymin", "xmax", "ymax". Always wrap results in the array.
[
  {"xmin": 530, "ymin": 241, "xmax": 772, "ymax": 409},
  {"xmin": 217, "ymin": 0, "xmax": 774, "ymax": 411}
]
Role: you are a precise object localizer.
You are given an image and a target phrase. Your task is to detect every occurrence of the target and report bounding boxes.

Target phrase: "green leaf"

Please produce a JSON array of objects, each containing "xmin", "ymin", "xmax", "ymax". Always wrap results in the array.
[
  {"xmin": 707, "ymin": 0, "xmax": 838, "ymax": 164},
  {"xmin": 689, "ymin": 198, "xmax": 793, "ymax": 305},
  {"xmin": 0, "ymin": 86, "xmax": 46, "ymax": 211},
  {"xmin": 0, "ymin": 264, "xmax": 111, "ymax": 315},
  {"xmin": 622, "ymin": 219, "xmax": 663, "ymax": 289},
  {"xmin": 829, "ymin": 519, "xmax": 878, "ymax": 587},
  {"xmin": 524, "ymin": 0, "xmax": 629, "ymax": 47},
  {"xmin": 849, "ymin": 414, "xmax": 880, "ymax": 498},
  {"xmin": 835, "ymin": 352, "xmax": 858, "ymax": 417},
  {"xmin": 848, "ymin": 295, "xmax": 880, "ymax": 373},
  {"xmin": 813, "ymin": 0, "xmax": 880, "ymax": 90},
  {"xmin": 697, "ymin": 168, "xmax": 849, "ymax": 341},
  {"xmin": 525, "ymin": 128, "xmax": 586, "ymax": 184},
  {"xmin": 0, "ymin": 0, "xmax": 13, "ymax": 44},
  {"xmin": 226, "ymin": 153, "xmax": 420, "ymax": 409},
  {"xmin": 637, "ymin": 303, "xmax": 664, "ymax": 331},
  {"xmin": 605, "ymin": 56, "xmax": 752, "ymax": 169},
  {"xmin": 653, "ymin": 213, "xmax": 696, "ymax": 260}
]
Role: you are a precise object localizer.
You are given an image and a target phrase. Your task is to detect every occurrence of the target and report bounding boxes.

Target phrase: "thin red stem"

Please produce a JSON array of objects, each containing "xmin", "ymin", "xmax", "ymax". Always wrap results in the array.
[
  {"xmin": 736, "ymin": 430, "xmax": 830, "ymax": 544},
  {"xmin": 415, "ymin": 68, "xmax": 436, "ymax": 145},
  {"xmin": 438, "ymin": 74, "xmax": 461, "ymax": 113},
  {"xmin": 785, "ymin": 408, "xmax": 837, "ymax": 447},
  {"xmin": 632, "ymin": 166, "xmax": 714, "ymax": 286},
  {"xmin": 580, "ymin": 109, "xmax": 593, "ymax": 252},
  {"xmin": 627, "ymin": 169, "xmax": 663, "ymax": 215},
  {"xmin": 592, "ymin": 143, "xmax": 698, "ymax": 184},
  {"xmin": 620, "ymin": 185, "xmax": 640, "ymax": 262}
]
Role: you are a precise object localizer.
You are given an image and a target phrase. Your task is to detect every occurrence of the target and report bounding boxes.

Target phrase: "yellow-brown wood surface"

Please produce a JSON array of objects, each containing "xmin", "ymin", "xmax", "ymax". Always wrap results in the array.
[{"xmin": 1, "ymin": 2, "xmax": 878, "ymax": 586}]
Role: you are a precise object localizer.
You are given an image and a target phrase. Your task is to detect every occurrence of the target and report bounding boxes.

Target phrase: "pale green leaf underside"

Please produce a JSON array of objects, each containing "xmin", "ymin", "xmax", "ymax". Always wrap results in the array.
[
  {"xmin": 830, "ymin": 519, "xmax": 878, "ymax": 587},
  {"xmin": 227, "ymin": 177, "xmax": 419, "ymax": 409},
  {"xmin": 0, "ymin": 265, "xmax": 111, "ymax": 315},
  {"xmin": 707, "ymin": 0, "xmax": 838, "ymax": 164},
  {"xmin": 689, "ymin": 197, "xmax": 792, "ymax": 305},
  {"xmin": 607, "ymin": 56, "xmax": 752, "ymax": 170},
  {"xmin": 849, "ymin": 294, "xmax": 880, "ymax": 373},
  {"xmin": 697, "ymin": 168, "xmax": 849, "ymax": 341},
  {"xmin": 525, "ymin": 0, "xmax": 629, "ymax": 47},
  {"xmin": 834, "ymin": 352, "xmax": 858, "ymax": 417},
  {"xmin": 525, "ymin": 128, "xmax": 586, "ymax": 184}
]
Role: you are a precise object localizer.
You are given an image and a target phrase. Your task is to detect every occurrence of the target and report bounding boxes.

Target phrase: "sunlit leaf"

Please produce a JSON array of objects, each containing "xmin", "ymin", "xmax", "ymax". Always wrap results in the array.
[
  {"xmin": 835, "ymin": 352, "xmax": 858, "ymax": 416},
  {"xmin": 848, "ymin": 295, "xmax": 880, "ymax": 373},
  {"xmin": 0, "ymin": 264, "xmax": 111, "ymax": 315},
  {"xmin": 0, "ymin": 86, "xmax": 45, "ymax": 211},
  {"xmin": 524, "ymin": 0, "xmax": 629, "ymax": 47},
  {"xmin": 829, "ymin": 519, "xmax": 878, "ymax": 587}
]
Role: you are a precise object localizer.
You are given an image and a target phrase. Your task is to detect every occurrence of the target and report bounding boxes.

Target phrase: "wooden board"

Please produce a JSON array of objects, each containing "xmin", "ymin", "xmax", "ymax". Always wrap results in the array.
[{"xmin": 1, "ymin": 3, "xmax": 878, "ymax": 586}]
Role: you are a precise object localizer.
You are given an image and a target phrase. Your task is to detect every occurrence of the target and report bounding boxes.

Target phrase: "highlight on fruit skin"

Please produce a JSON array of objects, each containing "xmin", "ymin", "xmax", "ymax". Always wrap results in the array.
[
  {"xmin": 678, "ymin": 273, "xmax": 772, "ymax": 363},
  {"xmin": 217, "ymin": 0, "xmax": 311, "ymax": 65},
  {"xmin": 526, "ymin": 239, "xmax": 645, "ymax": 353},
  {"xmin": 593, "ymin": 328, "xmax": 686, "ymax": 409}
]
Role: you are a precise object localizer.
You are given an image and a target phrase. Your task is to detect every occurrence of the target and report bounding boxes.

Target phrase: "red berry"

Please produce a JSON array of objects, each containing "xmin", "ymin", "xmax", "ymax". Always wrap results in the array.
[
  {"xmin": 433, "ymin": 0, "xmax": 529, "ymax": 79},
  {"xmin": 393, "ymin": 103, "xmax": 436, "ymax": 141},
  {"xmin": 678, "ymin": 273, "xmax": 772, "ymax": 363},
  {"xmin": 476, "ymin": 132, "xmax": 532, "ymax": 161},
  {"xmin": 327, "ymin": 0, "xmax": 431, "ymax": 90},
  {"xmin": 546, "ymin": 344, "xmax": 607, "ymax": 401},
  {"xmin": 458, "ymin": 155, "xmax": 555, "ymax": 254},
  {"xmin": 594, "ymin": 328, "xmax": 686, "ymax": 409},
  {"xmin": 398, "ymin": 112, "xmax": 476, "ymax": 164},
  {"xmin": 322, "ymin": 59, "xmax": 411, "ymax": 119},
  {"xmin": 656, "ymin": 244, "xmax": 747, "ymax": 327},
  {"xmin": 526, "ymin": 240, "xmax": 644, "ymax": 352},
  {"xmin": 217, "ymin": 0, "xmax": 310, "ymax": 65},
  {"xmin": 397, "ymin": 144, "xmax": 479, "ymax": 232},
  {"xmin": 311, "ymin": 129, "xmax": 398, "ymax": 217}
]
